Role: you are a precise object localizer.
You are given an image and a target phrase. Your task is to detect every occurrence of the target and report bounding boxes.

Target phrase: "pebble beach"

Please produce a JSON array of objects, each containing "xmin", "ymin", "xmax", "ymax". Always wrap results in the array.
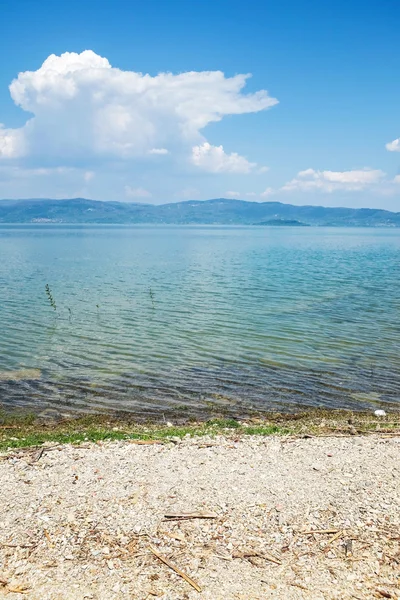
[{"xmin": 0, "ymin": 433, "xmax": 399, "ymax": 599}]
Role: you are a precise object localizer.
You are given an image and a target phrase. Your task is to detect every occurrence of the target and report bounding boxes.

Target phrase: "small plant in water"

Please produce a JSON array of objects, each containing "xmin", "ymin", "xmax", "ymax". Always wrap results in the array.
[
  {"xmin": 45, "ymin": 284, "xmax": 57, "ymax": 311},
  {"xmin": 149, "ymin": 288, "xmax": 155, "ymax": 308}
]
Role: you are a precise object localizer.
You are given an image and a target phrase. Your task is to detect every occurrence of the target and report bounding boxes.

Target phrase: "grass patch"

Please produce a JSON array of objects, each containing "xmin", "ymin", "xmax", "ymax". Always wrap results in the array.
[
  {"xmin": 0, "ymin": 408, "xmax": 399, "ymax": 452},
  {"xmin": 207, "ymin": 418, "xmax": 241, "ymax": 429},
  {"xmin": 243, "ymin": 425, "xmax": 291, "ymax": 435}
]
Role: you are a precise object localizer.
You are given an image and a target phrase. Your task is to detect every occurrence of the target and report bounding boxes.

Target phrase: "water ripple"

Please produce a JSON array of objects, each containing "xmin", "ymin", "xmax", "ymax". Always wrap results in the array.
[{"xmin": 0, "ymin": 225, "xmax": 399, "ymax": 416}]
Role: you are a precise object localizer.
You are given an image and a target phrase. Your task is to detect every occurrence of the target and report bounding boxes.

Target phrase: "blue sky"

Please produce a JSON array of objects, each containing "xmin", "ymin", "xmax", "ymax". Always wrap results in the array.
[{"xmin": 0, "ymin": 0, "xmax": 399, "ymax": 209}]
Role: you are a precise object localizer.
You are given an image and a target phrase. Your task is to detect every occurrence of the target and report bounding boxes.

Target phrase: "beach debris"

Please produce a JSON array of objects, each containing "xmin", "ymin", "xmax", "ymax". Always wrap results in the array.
[
  {"xmin": 375, "ymin": 589, "xmax": 392, "ymax": 598},
  {"xmin": 232, "ymin": 549, "xmax": 281, "ymax": 565},
  {"xmin": 326, "ymin": 530, "xmax": 345, "ymax": 546},
  {"xmin": 44, "ymin": 529, "xmax": 54, "ymax": 548},
  {"xmin": 28, "ymin": 448, "xmax": 44, "ymax": 464},
  {"xmin": 302, "ymin": 529, "xmax": 339, "ymax": 535},
  {"xmin": 7, "ymin": 584, "xmax": 30, "ymax": 594},
  {"xmin": 374, "ymin": 410, "xmax": 386, "ymax": 417},
  {"xmin": 128, "ymin": 439, "xmax": 164, "ymax": 445},
  {"xmin": 149, "ymin": 545, "xmax": 201, "ymax": 593},
  {"xmin": 344, "ymin": 539, "xmax": 353, "ymax": 557},
  {"xmin": 0, "ymin": 576, "xmax": 30, "ymax": 595},
  {"xmin": 289, "ymin": 581, "xmax": 308, "ymax": 591},
  {"xmin": 164, "ymin": 511, "xmax": 217, "ymax": 521}
]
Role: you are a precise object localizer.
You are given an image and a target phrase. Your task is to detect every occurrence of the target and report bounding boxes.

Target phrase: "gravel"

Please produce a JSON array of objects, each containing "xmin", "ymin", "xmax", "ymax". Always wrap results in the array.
[{"xmin": 0, "ymin": 434, "xmax": 399, "ymax": 599}]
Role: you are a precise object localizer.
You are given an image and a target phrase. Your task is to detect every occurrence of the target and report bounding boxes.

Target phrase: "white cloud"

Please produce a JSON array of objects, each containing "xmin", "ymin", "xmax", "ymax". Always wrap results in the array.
[
  {"xmin": 84, "ymin": 170, "xmax": 95, "ymax": 182},
  {"xmin": 394, "ymin": 175, "xmax": 400, "ymax": 184},
  {"xmin": 0, "ymin": 50, "xmax": 278, "ymax": 164},
  {"xmin": 245, "ymin": 192, "xmax": 257, "ymax": 197},
  {"xmin": 149, "ymin": 148, "xmax": 169, "ymax": 155},
  {"xmin": 124, "ymin": 186, "xmax": 152, "ymax": 199},
  {"xmin": 282, "ymin": 168, "xmax": 386, "ymax": 193},
  {"xmin": 257, "ymin": 166, "xmax": 270, "ymax": 174},
  {"xmin": 0, "ymin": 165, "xmax": 77, "ymax": 178},
  {"xmin": 226, "ymin": 190, "xmax": 241, "ymax": 198},
  {"xmin": 386, "ymin": 138, "xmax": 400, "ymax": 152},
  {"xmin": 0, "ymin": 125, "xmax": 26, "ymax": 158},
  {"xmin": 260, "ymin": 186, "xmax": 274, "ymax": 197},
  {"xmin": 191, "ymin": 142, "xmax": 257, "ymax": 173}
]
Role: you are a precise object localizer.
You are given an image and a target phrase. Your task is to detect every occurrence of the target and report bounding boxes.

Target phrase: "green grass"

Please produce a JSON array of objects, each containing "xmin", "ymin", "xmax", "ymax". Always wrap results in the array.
[{"xmin": 0, "ymin": 409, "xmax": 399, "ymax": 452}]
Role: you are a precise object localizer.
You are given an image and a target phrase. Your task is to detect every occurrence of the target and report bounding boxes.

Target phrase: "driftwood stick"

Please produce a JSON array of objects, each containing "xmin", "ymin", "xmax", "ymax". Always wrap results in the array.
[
  {"xmin": 302, "ymin": 529, "xmax": 339, "ymax": 535},
  {"xmin": 164, "ymin": 512, "xmax": 217, "ymax": 521},
  {"xmin": 149, "ymin": 546, "xmax": 201, "ymax": 593}
]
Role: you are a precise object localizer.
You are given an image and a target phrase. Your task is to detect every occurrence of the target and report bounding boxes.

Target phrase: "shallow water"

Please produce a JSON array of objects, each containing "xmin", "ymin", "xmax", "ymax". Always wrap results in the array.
[{"xmin": 0, "ymin": 224, "xmax": 399, "ymax": 417}]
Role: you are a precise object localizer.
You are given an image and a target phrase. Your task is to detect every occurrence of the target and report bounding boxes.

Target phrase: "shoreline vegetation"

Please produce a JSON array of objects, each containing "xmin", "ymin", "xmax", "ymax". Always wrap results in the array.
[{"xmin": 1, "ymin": 408, "xmax": 399, "ymax": 452}]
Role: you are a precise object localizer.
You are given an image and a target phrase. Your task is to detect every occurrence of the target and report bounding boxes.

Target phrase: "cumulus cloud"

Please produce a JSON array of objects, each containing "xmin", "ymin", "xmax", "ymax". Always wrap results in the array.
[
  {"xmin": 0, "ymin": 50, "xmax": 278, "ymax": 164},
  {"xmin": 281, "ymin": 168, "xmax": 386, "ymax": 193},
  {"xmin": 0, "ymin": 125, "xmax": 26, "ymax": 158},
  {"xmin": 260, "ymin": 187, "xmax": 274, "ymax": 197},
  {"xmin": 191, "ymin": 142, "xmax": 257, "ymax": 173},
  {"xmin": 226, "ymin": 190, "xmax": 241, "ymax": 197},
  {"xmin": 386, "ymin": 138, "xmax": 400, "ymax": 152},
  {"xmin": 124, "ymin": 186, "xmax": 152, "ymax": 199}
]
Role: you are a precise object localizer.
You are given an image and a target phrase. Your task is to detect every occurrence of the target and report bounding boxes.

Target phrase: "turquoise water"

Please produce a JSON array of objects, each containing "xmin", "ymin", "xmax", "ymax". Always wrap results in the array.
[{"xmin": 0, "ymin": 225, "xmax": 399, "ymax": 417}]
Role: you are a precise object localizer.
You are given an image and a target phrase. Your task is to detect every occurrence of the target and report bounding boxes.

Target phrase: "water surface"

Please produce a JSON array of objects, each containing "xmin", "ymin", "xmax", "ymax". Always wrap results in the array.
[{"xmin": 0, "ymin": 225, "xmax": 399, "ymax": 417}]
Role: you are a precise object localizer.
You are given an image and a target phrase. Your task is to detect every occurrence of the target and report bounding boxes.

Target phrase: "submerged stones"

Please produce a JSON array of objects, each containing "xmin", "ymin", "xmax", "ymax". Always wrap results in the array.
[{"xmin": 0, "ymin": 368, "xmax": 41, "ymax": 381}]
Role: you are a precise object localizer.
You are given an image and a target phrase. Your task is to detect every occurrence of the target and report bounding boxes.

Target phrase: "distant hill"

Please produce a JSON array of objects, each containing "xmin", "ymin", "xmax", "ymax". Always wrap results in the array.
[
  {"xmin": 0, "ymin": 197, "xmax": 399, "ymax": 227},
  {"xmin": 255, "ymin": 219, "xmax": 310, "ymax": 226}
]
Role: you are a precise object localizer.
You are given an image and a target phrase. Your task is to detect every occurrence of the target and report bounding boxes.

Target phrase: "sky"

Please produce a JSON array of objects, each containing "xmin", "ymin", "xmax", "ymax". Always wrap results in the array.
[{"xmin": 0, "ymin": 0, "xmax": 399, "ymax": 209}]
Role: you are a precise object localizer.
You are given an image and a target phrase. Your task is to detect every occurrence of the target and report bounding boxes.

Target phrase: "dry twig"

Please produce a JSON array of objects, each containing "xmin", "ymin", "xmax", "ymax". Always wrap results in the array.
[
  {"xmin": 302, "ymin": 529, "xmax": 339, "ymax": 535},
  {"xmin": 164, "ymin": 512, "xmax": 217, "ymax": 521},
  {"xmin": 7, "ymin": 585, "xmax": 30, "ymax": 594},
  {"xmin": 289, "ymin": 581, "xmax": 308, "ymax": 591},
  {"xmin": 149, "ymin": 545, "xmax": 201, "ymax": 593},
  {"xmin": 129, "ymin": 440, "xmax": 164, "ymax": 445},
  {"xmin": 326, "ymin": 530, "xmax": 345, "ymax": 546},
  {"xmin": 375, "ymin": 590, "xmax": 392, "ymax": 599},
  {"xmin": 233, "ymin": 549, "xmax": 281, "ymax": 565}
]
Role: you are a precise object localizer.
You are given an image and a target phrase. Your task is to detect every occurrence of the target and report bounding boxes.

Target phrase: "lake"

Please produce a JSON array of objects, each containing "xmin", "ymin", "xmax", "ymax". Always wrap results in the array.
[{"xmin": 0, "ymin": 225, "xmax": 399, "ymax": 418}]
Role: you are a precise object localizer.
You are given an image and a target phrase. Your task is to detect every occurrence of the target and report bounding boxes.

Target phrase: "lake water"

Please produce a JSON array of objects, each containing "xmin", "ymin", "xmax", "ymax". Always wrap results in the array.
[{"xmin": 0, "ymin": 225, "xmax": 399, "ymax": 418}]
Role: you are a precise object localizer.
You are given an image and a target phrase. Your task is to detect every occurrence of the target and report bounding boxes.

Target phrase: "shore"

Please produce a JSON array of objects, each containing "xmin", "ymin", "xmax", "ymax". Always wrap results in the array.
[
  {"xmin": 1, "ymin": 408, "xmax": 400, "ymax": 451},
  {"xmin": 0, "ymin": 411, "xmax": 399, "ymax": 599}
]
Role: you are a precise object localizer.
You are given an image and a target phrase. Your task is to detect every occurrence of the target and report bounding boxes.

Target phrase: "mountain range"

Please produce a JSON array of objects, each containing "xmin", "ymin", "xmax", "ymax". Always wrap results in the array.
[{"xmin": 0, "ymin": 197, "xmax": 399, "ymax": 227}]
